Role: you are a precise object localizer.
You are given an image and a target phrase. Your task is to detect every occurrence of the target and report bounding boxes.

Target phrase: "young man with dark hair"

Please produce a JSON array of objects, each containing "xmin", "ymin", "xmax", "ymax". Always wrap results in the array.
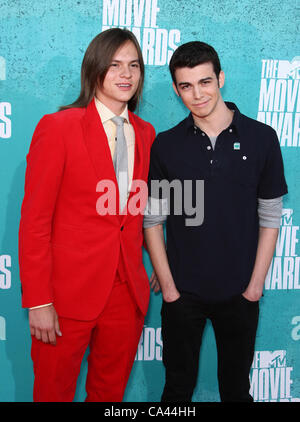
[
  {"xmin": 144, "ymin": 41, "xmax": 287, "ymax": 402},
  {"xmin": 19, "ymin": 28, "xmax": 155, "ymax": 402}
]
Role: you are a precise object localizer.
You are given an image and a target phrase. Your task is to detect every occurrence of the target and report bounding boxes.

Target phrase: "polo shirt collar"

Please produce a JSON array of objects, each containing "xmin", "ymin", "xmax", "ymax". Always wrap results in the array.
[
  {"xmin": 226, "ymin": 101, "xmax": 241, "ymax": 134},
  {"xmin": 185, "ymin": 101, "xmax": 242, "ymax": 135}
]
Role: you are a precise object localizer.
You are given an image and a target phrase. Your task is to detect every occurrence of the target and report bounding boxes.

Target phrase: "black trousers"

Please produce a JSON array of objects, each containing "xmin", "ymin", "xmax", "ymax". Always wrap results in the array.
[{"xmin": 161, "ymin": 292, "xmax": 259, "ymax": 402}]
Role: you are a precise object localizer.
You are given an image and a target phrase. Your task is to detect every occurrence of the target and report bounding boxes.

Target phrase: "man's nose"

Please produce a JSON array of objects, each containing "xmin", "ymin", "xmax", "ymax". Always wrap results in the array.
[
  {"xmin": 120, "ymin": 65, "xmax": 132, "ymax": 78},
  {"xmin": 193, "ymin": 85, "xmax": 203, "ymax": 99}
]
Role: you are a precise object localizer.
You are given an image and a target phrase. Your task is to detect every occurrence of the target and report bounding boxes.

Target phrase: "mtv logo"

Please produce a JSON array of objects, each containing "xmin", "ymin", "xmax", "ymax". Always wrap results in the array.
[
  {"xmin": 281, "ymin": 208, "xmax": 293, "ymax": 226},
  {"xmin": 277, "ymin": 58, "xmax": 300, "ymax": 79},
  {"xmin": 258, "ymin": 350, "xmax": 286, "ymax": 368}
]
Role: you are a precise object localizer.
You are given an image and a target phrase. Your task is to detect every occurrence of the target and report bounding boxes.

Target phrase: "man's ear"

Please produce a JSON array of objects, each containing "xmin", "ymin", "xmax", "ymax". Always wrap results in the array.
[
  {"xmin": 172, "ymin": 82, "xmax": 180, "ymax": 97},
  {"xmin": 218, "ymin": 70, "xmax": 225, "ymax": 89}
]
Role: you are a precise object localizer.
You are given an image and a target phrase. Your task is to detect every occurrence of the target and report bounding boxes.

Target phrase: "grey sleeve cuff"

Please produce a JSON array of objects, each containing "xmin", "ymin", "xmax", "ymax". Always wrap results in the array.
[
  {"xmin": 258, "ymin": 196, "xmax": 283, "ymax": 228},
  {"xmin": 143, "ymin": 197, "xmax": 168, "ymax": 228}
]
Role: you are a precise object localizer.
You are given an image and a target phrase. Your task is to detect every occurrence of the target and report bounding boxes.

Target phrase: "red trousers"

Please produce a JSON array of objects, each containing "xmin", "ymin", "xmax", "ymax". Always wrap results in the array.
[{"xmin": 31, "ymin": 280, "xmax": 144, "ymax": 402}]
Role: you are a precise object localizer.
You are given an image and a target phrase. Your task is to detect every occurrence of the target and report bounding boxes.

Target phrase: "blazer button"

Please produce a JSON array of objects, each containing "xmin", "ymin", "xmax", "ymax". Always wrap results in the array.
[{"xmin": 120, "ymin": 226, "xmax": 124, "ymax": 231}]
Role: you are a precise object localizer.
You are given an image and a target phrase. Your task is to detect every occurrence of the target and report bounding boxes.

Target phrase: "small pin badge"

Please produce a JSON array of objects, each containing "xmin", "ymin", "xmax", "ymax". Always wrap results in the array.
[{"xmin": 233, "ymin": 142, "xmax": 240, "ymax": 150}]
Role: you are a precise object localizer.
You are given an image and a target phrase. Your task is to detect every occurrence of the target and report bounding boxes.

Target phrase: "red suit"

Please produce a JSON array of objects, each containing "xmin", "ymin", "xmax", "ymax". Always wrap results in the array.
[{"xmin": 19, "ymin": 99, "xmax": 155, "ymax": 401}]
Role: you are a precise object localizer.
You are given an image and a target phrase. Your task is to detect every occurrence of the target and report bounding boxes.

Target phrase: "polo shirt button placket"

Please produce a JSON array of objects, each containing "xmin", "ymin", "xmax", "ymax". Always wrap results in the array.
[{"xmin": 199, "ymin": 132, "xmax": 214, "ymax": 173}]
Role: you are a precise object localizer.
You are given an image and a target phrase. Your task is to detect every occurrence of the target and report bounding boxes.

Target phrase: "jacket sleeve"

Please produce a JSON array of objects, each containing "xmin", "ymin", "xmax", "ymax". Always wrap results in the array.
[{"xmin": 19, "ymin": 114, "xmax": 65, "ymax": 308}]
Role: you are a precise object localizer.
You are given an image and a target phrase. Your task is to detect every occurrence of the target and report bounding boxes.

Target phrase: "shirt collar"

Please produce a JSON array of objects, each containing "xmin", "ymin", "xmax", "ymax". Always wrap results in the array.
[
  {"xmin": 226, "ymin": 102, "xmax": 241, "ymax": 133},
  {"xmin": 185, "ymin": 101, "xmax": 241, "ymax": 135},
  {"xmin": 94, "ymin": 97, "xmax": 129, "ymax": 124}
]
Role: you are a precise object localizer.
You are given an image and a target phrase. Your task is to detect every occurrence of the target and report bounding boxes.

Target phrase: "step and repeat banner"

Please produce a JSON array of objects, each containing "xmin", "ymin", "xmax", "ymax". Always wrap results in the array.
[{"xmin": 0, "ymin": 0, "xmax": 299, "ymax": 402}]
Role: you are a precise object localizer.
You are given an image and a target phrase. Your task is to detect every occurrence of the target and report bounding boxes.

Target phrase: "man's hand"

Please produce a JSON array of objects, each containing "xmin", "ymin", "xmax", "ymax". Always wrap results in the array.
[
  {"xmin": 149, "ymin": 271, "xmax": 181, "ymax": 302},
  {"xmin": 29, "ymin": 305, "xmax": 62, "ymax": 345},
  {"xmin": 242, "ymin": 284, "xmax": 263, "ymax": 302},
  {"xmin": 149, "ymin": 270, "xmax": 161, "ymax": 293},
  {"xmin": 163, "ymin": 288, "xmax": 181, "ymax": 303}
]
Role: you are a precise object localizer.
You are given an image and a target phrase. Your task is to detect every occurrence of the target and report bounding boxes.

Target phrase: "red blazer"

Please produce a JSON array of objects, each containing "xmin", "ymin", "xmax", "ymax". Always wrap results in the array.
[{"xmin": 19, "ymin": 99, "xmax": 155, "ymax": 320}]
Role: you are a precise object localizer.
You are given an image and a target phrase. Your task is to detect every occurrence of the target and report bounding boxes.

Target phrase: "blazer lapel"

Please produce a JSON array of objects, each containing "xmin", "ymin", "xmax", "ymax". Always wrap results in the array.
[
  {"xmin": 81, "ymin": 99, "xmax": 117, "ymax": 185},
  {"xmin": 129, "ymin": 111, "xmax": 145, "ymax": 185},
  {"xmin": 120, "ymin": 111, "xmax": 146, "ymax": 224}
]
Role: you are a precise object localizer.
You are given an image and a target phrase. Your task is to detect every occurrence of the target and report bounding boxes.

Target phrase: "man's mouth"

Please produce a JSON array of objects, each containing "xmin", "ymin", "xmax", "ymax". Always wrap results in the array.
[{"xmin": 193, "ymin": 100, "xmax": 209, "ymax": 107}]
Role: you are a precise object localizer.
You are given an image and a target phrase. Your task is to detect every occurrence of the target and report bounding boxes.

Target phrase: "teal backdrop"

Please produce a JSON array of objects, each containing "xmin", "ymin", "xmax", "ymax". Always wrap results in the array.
[{"xmin": 0, "ymin": 0, "xmax": 299, "ymax": 402}]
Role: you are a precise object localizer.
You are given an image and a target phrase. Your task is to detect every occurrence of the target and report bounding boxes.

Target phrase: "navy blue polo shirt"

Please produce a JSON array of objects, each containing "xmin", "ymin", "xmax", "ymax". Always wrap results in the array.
[{"xmin": 148, "ymin": 102, "xmax": 288, "ymax": 303}]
